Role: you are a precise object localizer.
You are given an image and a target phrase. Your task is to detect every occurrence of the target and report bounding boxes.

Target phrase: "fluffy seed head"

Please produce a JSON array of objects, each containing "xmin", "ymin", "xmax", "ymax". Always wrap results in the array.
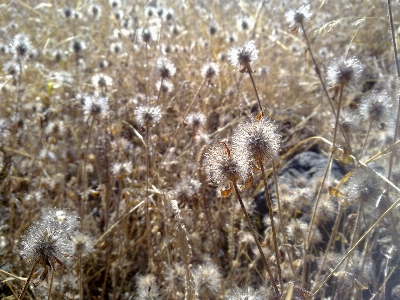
[
  {"xmin": 82, "ymin": 95, "xmax": 109, "ymax": 120},
  {"xmin": 232, "ymin": 116, "xmax": 281, "ymax": 163},
  {"xmin": 21, "ymin": 214, "xmax": 74, "ymax": 268},
  {"xmin": 91, "ymin": 73, "xmax": 113, "ymax": 88},
  {"xmin": 347, "ymin": 167, "xmax": 383, "ymax": 204},
  {"xmin": 134, "ymin": 105, "xmax": 162, "ymax": 127},
  {"xmin": 156, "ymin": 79, "xmax": 174, "ymax": 93},
  {"xmin": 285, "ymin": 4, "xmax": 312, "ymax": 30},
  {"xmin": 156, "ymin": 57, "xmax": 176, "ymax": 79},
  {"xmin": 228, "ymin": 40, "xmax": 258, "ymax": 70},
  {"xmin": 203, "ymin": 142, "xmax": 250, "ymax": 187},
  {"xmin": 201, "ymin": 62, "xmax": 219, "ymax": 79},
  {"xmin": 359, "ymin": 91, "xmax": 392, "ymax": 124},
  {"xmin": 335, "ymin": 107, "xmax": 360, "ymax": 135},
  {"xmin": 327, "ymin": 57, "xmax": 362, "ymax": 87},
  {"xmin": 193, "ymin": 262, "xmax": 221, "ymax": 297},
  {"xmin": 11, "ymin": 33, "xmax": 31, "ymax": 58}
]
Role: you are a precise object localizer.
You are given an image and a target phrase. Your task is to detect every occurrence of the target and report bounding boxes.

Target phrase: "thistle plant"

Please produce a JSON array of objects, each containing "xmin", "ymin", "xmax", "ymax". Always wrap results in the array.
[
  {"xmin": 19, "ymin": 210, "xmax": 77, "ymax": 300},
  {"xmin": 232, "ymin": 115, "xmax": 284, "ymax": 288},
  {"xmin": 203, "ymin": 141, "xmax": 279, "ymax": 295},
  {"xmin": 228, "ymin": 40, "xmax": 263, "ymax": 113}
]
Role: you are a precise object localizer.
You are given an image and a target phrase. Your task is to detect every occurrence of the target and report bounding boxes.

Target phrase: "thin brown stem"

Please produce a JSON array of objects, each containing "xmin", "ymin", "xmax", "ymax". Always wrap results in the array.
[
  {"xmin": 47, "ymin": 267, "xmax": 54, "ymax": 300},
  {"xmin": 260, "ymin": 163, "xmax": 283, "ymax": 289},
  {"xmin": 232, "ymin": 181, "xmax": 279, "ymax": 295},
  {"xmin": 272, "ymin": 161, "xmax": 297, "ymax": 282},
  {"xmin": 82, "ymin": 115, "xmax": 96, "ymax": 230},
  {"xmin": 247, "ymin": 69, "xmax": 263, "ymax": 114},
  {"xmin": 19, "ymin": 261, "xmax": 39, "ymax": 300}
]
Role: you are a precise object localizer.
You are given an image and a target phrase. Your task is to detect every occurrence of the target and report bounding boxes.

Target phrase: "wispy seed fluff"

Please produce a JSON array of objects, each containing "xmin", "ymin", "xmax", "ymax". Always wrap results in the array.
[
  {"xmin": 359, "ymin": 91, "xmax": 392, "ymax": 125},
  {"xmin": 285, "ymin": 4, "xmax": 312, "ymax": 31},
  {"xmin": 347, "ymin": 167, "xmax": 383, "ymax": 204},
  {"xmin": 156, "ymin": 57, "xmax": 176, "ymax": 79},
  {"xmin": 82, "ymin": 95, "xmax": 109, "ymax": 120},
  {"xmin": 193, "ymin": 262, "xmax": 222, "ymax": 297},
  {"xmin": 203, "ymin": 142, "xmax": 250, "ymax": 187},
  {"xmin": 134, "ymin": 104, "xmax": 162, "ymax": 127},
  {"xmin": 201, "ymin": 62, "xmax": 219, "ymax": 79},
  {"xmin": 327, "ymin": 56, "xmax": 362, "ymax": 87},
  {"xmin": 228, "ymin": 40, "xmax": 258, "ymax": 71},
  {"xmin": 232, "ymin": 116, "xmax": 281, "ymax": 163}
]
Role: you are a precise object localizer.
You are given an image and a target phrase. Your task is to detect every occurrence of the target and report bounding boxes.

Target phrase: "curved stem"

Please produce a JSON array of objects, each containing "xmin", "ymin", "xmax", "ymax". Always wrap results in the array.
[{"xmin": 232, "ymin": 181, "xmax": 279, "ymax": 295}]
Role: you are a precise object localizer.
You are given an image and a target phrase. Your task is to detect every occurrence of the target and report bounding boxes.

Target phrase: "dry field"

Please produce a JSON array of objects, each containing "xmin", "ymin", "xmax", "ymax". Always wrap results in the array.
[{"xmin": 1, "ymin": 0, "xmax": 400, "ymax": 299}]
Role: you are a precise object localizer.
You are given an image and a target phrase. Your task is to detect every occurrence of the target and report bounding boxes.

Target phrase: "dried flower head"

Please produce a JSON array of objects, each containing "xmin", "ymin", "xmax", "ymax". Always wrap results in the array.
[
  {"xmin": 134, "ymin": 104, "xmax": 162, "ymax": 127},
  {"xmin": 201, "ymin": 62, "xmax": 219, "ymax": 79},
  {"xmin": 136, "ymin": 274, "xmax": 160, "ymax": 299},
  {"xmin": 347, "ymin": 167, "xmax": 383, "ymax": 204},
  {"xmin": 141, "ymin": 26, "xmax": 158, "ymax": 43},
  {"xmin": 228, "ymin": 40, "xmax": 258, "ymax": 72},
  {"xmin": 88, "ymin": 3, "xmax": 102, "ymax": 19},
  {"xmin": 111, "ymin": 161, "xmax": 132, "ymax": 177},
  {"xmin": 69, "ymin": 39, "xmax": 86, "ymax": 54},
  {"xmin": 156, "ymin": 57, "xmax": 176, "ymax": 79},
  {"xmin": 335, "ymin": 107, "xmax": 360, "ymax": 135},
  {"xmin": 359, "ymin": 91, "xmax": 392, "ymax": 125},
  {"xmin": 327, "ymin": 57, "xmax": 362, "ymax": 87},
  {"xmin": 11, "ymin": 33, "xmax": 31, "ymax": 59},
  {"xmin": 193, "ymin": 262, "xmax": 221, "ymax": 297},
  {"xmin": 203, "ymin": 142, "xmax": 250, "ymax": 187},
  {"xmin": 232, "ymin": 116, "xmax": 281, "ymax": 163},
  {"xmin": 285, "ymin": 4, "xmax": 312, "ymax": 32},
  {"xmin": 156, "ymin": 79, "xmax": 174, "ymax": 93},
  {"xmin": 73, "ymin": 232, "xmax": 94, "ymax": 257},
  {"xmin": 227, "ymin": 286, "xmax": 268, "ymax": 300},
  {"xmin": 82, "ymin": 95, "xmax": 109, "ymax": 120},
  {"xmin": 91, "ymin": 73, "xmax": 113, "ymax": 88},
  {"xmin": 21, "ymin": 213, "xmax": 75, "ymax": 285}
]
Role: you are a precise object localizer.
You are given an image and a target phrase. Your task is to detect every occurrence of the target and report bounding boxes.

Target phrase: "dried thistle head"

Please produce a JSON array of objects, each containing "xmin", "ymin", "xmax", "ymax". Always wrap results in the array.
[
  {"xmin": 203, "ymin": 142, "xmax": 250, "ymax": 187},
  {"xmin": 347, "ymin": 167, "xmax": 383, "ymax": 204},
  {"xmin": 134, "ymin": 104, "xmax": 162, "ymax": 128},
  {"xmin": 228, "ymin": 40, "xmax": 258, "ymax": 72},
  {"xmin": 285, "ymin": 4, "xmax": 312, "ymax": 33},
  {"xmin": 327, "ymin": 56, "xmax": 362, "ymax": 88},
  {"xmin": 359, "ymin": 91, "xmax": 392, "ymax": 125},
  {"xmin": 232, "ymin": 116, "xmax": 281, "ymax": 164},
  {"xmin": 193, "ymin": 262, "xmax": 221, "ymax": 297},
  {"xmin": 21, "ymin": 213, "xmax": 75, "ymax": 285}
]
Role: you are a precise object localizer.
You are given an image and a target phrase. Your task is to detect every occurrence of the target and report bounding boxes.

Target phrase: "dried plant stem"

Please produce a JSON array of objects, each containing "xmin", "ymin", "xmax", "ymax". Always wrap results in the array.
[
  {"xmin": 259, "ymin": 163, "xmax": 283, "ymax": 289},
  {"xmin": 314, "ymin": 196, "xmax": 400, "ymax": 297},
  {"xmin": 302, "ymin": 152, "xmax": 333, "ymax": 288},
  {"xmin": 312, "ymin": 204, "xmax": 344, "ymax": 293},
  {"xmin": 19, "ymin": 261, "xmax": 39, "ymax": 300},
  {"xmin": 82, "ymin": 115, "xmax": 96, "ymax": 230},
  {"xmin": 332, "ymin": 84, "xmax": 344, "ymax": 148},
  {"xmin": 228, "ymin": 194, "xmax": 235, "ymax": 272},
  {"xmin": 145, "ymin": 123, "xmax": 152, "ymax": 270},
  {"xmin": 47, "ymin": 267, "xmax": 54, "ymax": 300},
  {"xmin": 161, "ymin": 78, "xmax": 206, "ymax": 164},
  {"xmin": 300, "ymin": 21, "xmax": 352, "ymax": 151},
  {"xmin": 247, "ymin": 69, "xmax": 263, "ymax": 113},
  {"xmin": 333, "ymin": 202, "xmax": 364, "ymax": 300},
  {"xmin": 79, "ymin": 254, "xmax": 83, "ymax": 300},
  {"xmin": 359, "ymin": 120, "xmax": 372, "ymax": 160},
  {"xmin": 272, "ymin": 161, "xmax": 297, "ymax": 282},
  {"xmin": 232, "ymin": 181, "xmax": 279, "ymax": 295}
]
